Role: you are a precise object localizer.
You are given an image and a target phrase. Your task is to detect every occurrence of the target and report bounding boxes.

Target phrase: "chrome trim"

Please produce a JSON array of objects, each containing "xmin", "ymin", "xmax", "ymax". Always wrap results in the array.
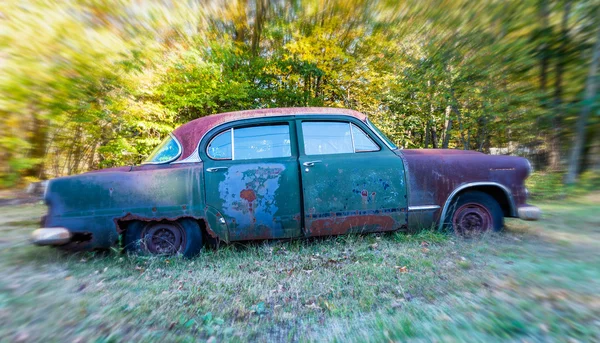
[
  {"xmin": 31, "ymin": 228, "xmax": 71, "ymax": 245},
  {"xmin": 303, "ymin": 160, "xmax": 322, "ymax": 167},
  {"xmin": 349, "ymin": 122, "xmax": 356, "ymax": 153},
  {"xmin": 172, "ymin": 146, "xmax": 202, "ymax": 164},
  {"xmin": 142, "ymin": 133, "xmax": 182, "ymax": 165},
  {"xmin": 438, "ymin": 182, "xmax": 517, "ymax": 231},
  {"xmin": 231, "ymin": 128, "xmax": 235, "ymax": 160},
  {"xmin": 206, "ymin": 167, "xmax": 228, "ymax": 173},
  {"xmin": 408, "ymin": 205, "xmax": 440, "ymax": 211},
  {"xmin": 518, "ymin": 205, "xmax": 541, "ymax": 221}
]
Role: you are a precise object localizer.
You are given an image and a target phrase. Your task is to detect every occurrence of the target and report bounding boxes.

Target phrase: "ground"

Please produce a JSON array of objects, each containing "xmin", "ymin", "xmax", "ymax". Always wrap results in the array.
[{"xmin": 0, "ymin": 195, "xmax": 599, "ymax": 342}]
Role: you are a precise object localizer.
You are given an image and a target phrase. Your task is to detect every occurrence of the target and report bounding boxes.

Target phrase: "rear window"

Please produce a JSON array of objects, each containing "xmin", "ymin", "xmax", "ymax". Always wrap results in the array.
[{"xmin": 144, "ymin": 134, "xmax": 182, "ymax": 164}]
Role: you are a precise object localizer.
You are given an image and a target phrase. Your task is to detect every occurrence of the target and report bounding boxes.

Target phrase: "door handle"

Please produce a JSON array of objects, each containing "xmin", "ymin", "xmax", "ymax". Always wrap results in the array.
[
  {"xmin": 303, "ymin": 160, "xmax": 322, "ymax": 167},
  {"xmin": 206, "ymin": 167, "xmax": 228, "ymax": 173}
]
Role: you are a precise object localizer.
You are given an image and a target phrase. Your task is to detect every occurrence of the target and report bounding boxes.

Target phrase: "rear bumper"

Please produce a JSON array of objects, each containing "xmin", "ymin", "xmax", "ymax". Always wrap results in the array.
[
  {"xmin": 517, "ymin": 205, "xmax": 541, "ymax": 221},
  {"xmin": 31, "ymin": 228, "xmax": 71, "ymax": 245}
]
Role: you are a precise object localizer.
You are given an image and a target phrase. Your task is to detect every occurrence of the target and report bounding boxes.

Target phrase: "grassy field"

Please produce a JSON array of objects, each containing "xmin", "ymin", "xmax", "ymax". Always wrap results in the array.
[{"xmin": 1, "ymin": 195, "xmax": 599, "ymax": 342}]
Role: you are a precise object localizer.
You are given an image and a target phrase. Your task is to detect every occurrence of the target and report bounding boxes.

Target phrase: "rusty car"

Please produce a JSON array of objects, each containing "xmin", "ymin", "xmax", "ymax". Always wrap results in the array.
[{"xmin": 32, "ymin": 107, "xmax": 540, "ymax": 256}]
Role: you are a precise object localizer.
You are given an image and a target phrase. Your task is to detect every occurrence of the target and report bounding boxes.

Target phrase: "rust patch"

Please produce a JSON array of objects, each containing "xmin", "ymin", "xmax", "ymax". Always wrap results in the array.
[{"xmin": 308, "ymin": 215, "xmax": 396, "ymax": 236}]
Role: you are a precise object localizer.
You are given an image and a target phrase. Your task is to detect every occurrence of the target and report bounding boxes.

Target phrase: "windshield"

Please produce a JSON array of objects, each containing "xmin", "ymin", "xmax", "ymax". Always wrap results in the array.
[
  {"xmin": 367, "ymin": 119, "xmax": 397, "ymax": 149},
  {"xmin": 144, "ymin": 134, "xmax": 182, "ymax": 164}
]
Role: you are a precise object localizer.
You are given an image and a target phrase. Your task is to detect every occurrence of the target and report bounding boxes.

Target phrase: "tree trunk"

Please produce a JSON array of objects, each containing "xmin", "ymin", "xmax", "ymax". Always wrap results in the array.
[
  {"xmin": 589, "ymin": 132, "xmax": 600, "ymax": 172},
  {"xmin": 566, "ymin": 26, "xmax": 600, "ymax": 184},
  {"xmin": 26, "ymin": 114, "xmax": 49, "ymax": 179},
  {"xmin": 251, "ymin": 0, "xmax": 268, "ymax": 56},
  {"xmin": 538, "ymin": 0, "xmax": 550, "ymax": 93},
  {"xmin": 424, "ymin": 120, "xmax": 431, "ymax": 148},
  {"xmin": 430, "ymin": 118, "xmax": 438, "ymax": 149},
  {"xmin": 442, "ymin": 105, "xmax": 452, "ymax": 149},
  {"xmin": 549, "ymin": 0, "xmax": 573, "ymax": 171},
  {"xmin": 449, "ymin": 89, "xmax": 467, "ymax": 149}
]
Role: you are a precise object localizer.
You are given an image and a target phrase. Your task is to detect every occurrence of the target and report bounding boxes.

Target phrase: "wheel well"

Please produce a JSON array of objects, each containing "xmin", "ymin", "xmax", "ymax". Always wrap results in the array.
[
  {"xmin": 452, "ymin": 186, "xmax": 514, "ymax": 217},
  {"xmin": 117, "ymin": 217, "xmax": 217, "ymax": 247}
]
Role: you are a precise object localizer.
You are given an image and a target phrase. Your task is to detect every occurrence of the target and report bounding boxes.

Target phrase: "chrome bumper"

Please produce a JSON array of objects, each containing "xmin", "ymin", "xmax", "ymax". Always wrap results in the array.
[
  {"xmin": 517, "ymin": 205, "xmax": 541, "ymax": 221},
  {"xmin": 31, "ymin": 228, "xmax": 71, "ymax": 245}
]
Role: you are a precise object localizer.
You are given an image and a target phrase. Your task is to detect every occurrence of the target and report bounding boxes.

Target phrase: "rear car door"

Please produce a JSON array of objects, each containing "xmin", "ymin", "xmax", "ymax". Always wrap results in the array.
[
  {"xmin": 297, "ymin": 118, "xmax": 408, "ymax": 236},
  {"xmin": 201, "ymin": 120, "xmax": 302, "ymax": 240}
]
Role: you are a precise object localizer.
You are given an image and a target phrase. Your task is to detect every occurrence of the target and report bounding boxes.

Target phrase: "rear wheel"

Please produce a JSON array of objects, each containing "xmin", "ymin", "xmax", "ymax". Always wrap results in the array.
[
  {"xmin": 124, "ymin": 219, "xmax": 203, "ymax": 257},
  {"xmin": 445, "ymin": 191, "xmax": 504, "ymax": 236}
]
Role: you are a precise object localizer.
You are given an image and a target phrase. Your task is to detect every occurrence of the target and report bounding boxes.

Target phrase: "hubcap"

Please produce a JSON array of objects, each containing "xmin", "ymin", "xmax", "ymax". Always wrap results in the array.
[
  {"xmin": 452, "ymin": 203, "xmax": 492, "ymax": 236},
  {"xmin": 142, "ymin": 222, "xmax": 185, "ymax": 255}
]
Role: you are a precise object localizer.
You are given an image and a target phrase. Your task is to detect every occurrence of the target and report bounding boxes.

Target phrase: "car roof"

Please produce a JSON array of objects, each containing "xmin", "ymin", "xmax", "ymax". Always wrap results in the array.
[{"xmin": 172, "ymin": 107, "xmax": 367, "ymax": 161}]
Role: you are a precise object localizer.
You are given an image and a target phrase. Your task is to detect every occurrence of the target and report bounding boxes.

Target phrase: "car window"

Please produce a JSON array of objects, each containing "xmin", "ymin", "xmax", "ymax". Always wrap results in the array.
[
  {"xmin": 302, "ymin": 122, "xmax": 353, "ymax": 155},
  {"xmin": 302, "ymin": 121, "xmax": 379, "ymax": 155},
  {"xmin": 144, "ymin": 134, "xmax": 181, "ymax": 163},
  {"xmin": 233, "ymin": 125, "xmax": 291, "ymax": 160},
  {"xmin": 351, "ymin": 124, "xmax": 379, "ymax": 152},
  {"xmin": 207, "ymin": 125, "xmax": 291, "ymax": 160},
  {"xmin": 207, "ymin": 129, "xmax": 232, "ymax": 160}
]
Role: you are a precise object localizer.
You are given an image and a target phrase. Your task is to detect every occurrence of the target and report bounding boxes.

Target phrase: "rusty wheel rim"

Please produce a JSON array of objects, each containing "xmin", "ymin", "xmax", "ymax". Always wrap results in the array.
[
  {"xmin": 142, "ymin": 222, "xmax": 185, "ymax": 255},
  {"xmin": 452, "ymin": 203, "xmax": 492, "ymax": 236}
]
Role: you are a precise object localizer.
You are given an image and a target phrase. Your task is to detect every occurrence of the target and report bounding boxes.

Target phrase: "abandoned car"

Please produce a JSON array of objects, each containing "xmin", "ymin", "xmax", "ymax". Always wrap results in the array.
[{"xmin": 32, "ymin": 107, "xmax": 540, "ymax": 256}]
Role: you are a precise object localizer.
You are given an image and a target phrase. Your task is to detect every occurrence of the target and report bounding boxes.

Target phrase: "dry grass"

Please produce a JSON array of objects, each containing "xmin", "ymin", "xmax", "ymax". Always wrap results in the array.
[{"xmin": 0, "ymin": 195, "xmax": 599, "ymax": 342}]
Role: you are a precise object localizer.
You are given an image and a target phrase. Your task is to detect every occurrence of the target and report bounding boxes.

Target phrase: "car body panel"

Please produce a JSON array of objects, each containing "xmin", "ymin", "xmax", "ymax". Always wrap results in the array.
[
  {"xmin": 296, "ymin": 117, "xmax": 407, "ymax": 236},
  {"xmin": 35, "ymin": 107, "xmax": 536, "ymax": 251},
  {"xmin": 398, "ymin": 149, "xmax": 530, "ymax": 229},
  {"xmin": 44, "ymin": 164, "xmax": 208, "ymax": 249}
]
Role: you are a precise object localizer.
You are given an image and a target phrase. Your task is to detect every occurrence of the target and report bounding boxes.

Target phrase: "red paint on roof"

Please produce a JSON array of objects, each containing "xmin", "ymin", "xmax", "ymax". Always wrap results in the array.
[{"xmin": 172, "ymin": 107, "xmax": 367, "ymax": 160}]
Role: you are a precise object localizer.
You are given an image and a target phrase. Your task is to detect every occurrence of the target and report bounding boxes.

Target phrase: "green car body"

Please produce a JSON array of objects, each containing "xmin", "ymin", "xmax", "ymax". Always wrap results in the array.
[{"xmin": 35, "ymin": 107, "xmax": 539, "ymax": 253}]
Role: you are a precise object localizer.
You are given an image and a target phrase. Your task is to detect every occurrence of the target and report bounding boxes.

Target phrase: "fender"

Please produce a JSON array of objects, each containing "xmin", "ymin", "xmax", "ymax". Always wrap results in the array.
[{"xmin": 438, "ymin": 182, "xmax": 516, "ymax": 231}]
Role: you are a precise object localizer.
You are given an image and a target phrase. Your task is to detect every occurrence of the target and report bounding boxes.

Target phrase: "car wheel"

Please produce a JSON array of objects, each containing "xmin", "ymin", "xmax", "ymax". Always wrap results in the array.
[
  {"xmin": 445, "ymin": 191, "xmax": 504, "ymax": 236},
  {"xmin": 124, "ymin": 218, "xmax": 203, "ymax": 257}
]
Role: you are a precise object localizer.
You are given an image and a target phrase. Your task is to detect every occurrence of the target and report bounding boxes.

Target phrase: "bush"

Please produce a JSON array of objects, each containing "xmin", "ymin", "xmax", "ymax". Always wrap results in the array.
[{"xmin": 526, "ymin": 171, "xmax": 600, "ymax": 201}]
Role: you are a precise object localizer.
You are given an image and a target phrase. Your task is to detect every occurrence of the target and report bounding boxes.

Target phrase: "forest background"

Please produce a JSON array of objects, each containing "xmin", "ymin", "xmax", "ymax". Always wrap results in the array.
[{"xmin": 1, "ymin": 0, "xmax": 599, "ymax": 189}]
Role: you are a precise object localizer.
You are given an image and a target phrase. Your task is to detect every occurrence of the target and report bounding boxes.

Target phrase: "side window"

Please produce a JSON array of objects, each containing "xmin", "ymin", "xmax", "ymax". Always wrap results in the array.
[
  {"xmin": 234, "ymin": 125, "xmax": 291, "ymax": 160},
  {"xmin": 302, "ymin": 122, "xmax": 353, "ymax": 155},
  {"xmin": 207, "ymin": 125, "xmax": 291, "ymax": 160},
  {"xmin": 302, "ymin": 121, "xmax": 379, "ymax": 155},
  {"xmin": 351, "ymin": 124, "xmax": 379, "ymax": 152},
  {"xmin": 207, "ymin": 129, "xmax": 232, "ymax": 160}
]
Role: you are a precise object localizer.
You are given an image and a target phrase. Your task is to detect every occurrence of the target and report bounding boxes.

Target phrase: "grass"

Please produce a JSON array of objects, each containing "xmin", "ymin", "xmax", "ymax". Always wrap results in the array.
[{"xmin": 0, "ymin": 195, "xmax": 599, "ymax": 342}]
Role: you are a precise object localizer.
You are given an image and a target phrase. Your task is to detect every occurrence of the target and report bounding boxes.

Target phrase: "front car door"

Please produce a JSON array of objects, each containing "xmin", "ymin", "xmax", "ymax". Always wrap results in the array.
[
  {"xmin": 201, "ymin": 119, "xmax": 302, "ymax": 241},
  {"xmin": 297, "ymin": 117, "xmax": 408, "ymax": 236}
]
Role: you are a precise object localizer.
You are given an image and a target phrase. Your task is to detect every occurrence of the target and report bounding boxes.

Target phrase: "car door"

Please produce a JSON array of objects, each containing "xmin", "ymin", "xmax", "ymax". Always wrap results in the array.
[
  {"xmin": 297, "ymin": 118, "xmax": 408, "ymax": 236},
  {"xmin": 202, "ymin": 121, "xmax": 302, "ymax": 241}
]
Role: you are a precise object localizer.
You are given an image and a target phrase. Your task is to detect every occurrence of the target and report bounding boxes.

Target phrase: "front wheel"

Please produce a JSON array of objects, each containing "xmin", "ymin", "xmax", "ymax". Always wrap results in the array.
[
  {"xmin": 124, "ymin": 219, "xmax": 203, "ymax": 257},
  {"xmin": 445, "ymin": 191, "xmax": 504, "ymax": 236}
]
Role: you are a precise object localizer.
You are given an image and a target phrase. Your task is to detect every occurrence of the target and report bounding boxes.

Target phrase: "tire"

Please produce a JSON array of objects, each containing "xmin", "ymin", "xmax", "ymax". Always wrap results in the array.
[
  {"xmin": 444, "ymin": 191, "xmax": 504, "ymax": 236},
  {"xmin": 124, "ymin": 218, "xmax": 203, "ymax": 257}
]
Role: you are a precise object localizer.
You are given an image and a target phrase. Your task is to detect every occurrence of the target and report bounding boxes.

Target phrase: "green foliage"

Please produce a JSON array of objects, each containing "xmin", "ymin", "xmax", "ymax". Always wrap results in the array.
[
  {"xmin": 1, "ymin": 0, "xmax": 599, "ymax": 187},
  {"xmin": 526, "ymin": 172, "xmax": 567, "ymax": 200},
  {"xmin": 526, "ymin": 171, "xmax": 600, "ymax": 200}
]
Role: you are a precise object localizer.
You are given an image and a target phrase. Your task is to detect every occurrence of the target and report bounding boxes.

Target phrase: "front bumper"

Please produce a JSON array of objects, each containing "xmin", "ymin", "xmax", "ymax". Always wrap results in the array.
[
  {"xmin": 517, "ymin": 205, "xmax": 541, "ymax": 221},
  {"xmin": 31, "ymin": 228, "xmax": 71, "ymax": 245}
]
